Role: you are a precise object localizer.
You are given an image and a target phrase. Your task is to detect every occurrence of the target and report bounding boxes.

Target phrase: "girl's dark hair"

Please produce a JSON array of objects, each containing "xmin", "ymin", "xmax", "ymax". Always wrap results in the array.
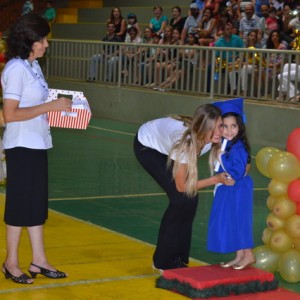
[
  {"xmin": 223, "ymin": 112, "xmax": 251, "ymax": 163},
  {"xmin": 266, "ymin": 29, "xmax": 281, "ymax": 49},
  {"xmin": 6, "ymin": 13, "xmax": 50, "ymax": 61}
]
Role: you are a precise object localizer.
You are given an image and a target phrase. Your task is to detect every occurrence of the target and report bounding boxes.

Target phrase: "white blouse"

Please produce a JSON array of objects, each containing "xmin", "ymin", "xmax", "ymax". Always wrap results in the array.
[
  {"xmin": 1, "ymin": 58, "xmax": 52, "ymax": 149},
  {"xmin": 137, "ymin": 117, "xmax": 211, "ymax": 163}
]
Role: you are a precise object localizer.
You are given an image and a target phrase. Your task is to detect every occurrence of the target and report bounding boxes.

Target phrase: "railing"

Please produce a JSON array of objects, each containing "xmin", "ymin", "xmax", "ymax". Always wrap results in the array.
[{"xmin": 45, "ymin": 39, "xmax": 300, "ymax": 102}]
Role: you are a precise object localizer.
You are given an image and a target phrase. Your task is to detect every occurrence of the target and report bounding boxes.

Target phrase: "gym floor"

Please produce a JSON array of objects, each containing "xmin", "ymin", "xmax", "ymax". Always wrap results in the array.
[{"xmin": 0, "ymin": 118, "xmax": 299, "ymax": 299}]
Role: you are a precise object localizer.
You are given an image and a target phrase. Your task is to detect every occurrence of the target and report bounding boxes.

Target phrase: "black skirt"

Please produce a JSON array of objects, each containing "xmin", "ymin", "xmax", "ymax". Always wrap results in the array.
[{"xmin": 5, "ymin": 147, "xmax": 48, "ymax": 226}]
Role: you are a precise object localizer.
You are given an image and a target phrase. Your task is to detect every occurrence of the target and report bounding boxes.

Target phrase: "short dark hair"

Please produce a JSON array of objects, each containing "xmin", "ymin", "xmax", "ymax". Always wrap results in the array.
[{"xmin": 6, "ymin": 13, "xmax": 50, "ymax": 60}]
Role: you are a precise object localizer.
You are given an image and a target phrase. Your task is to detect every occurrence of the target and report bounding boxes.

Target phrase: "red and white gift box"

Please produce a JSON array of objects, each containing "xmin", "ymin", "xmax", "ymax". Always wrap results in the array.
[{"xmin": 47, "ymin": 89, "xmax": 91, "ymax": 130}]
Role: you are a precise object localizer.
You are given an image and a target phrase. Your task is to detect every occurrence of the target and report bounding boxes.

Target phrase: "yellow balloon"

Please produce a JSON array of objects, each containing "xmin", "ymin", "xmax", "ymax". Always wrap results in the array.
[
  {"xmin": 278, "ymin": 249, "xmax": 300, "ymax": 283},
  {"xmin": 285, "ymin": 215, "xmax": 300, "ymax": 239},
  {"xmin": 269, "ymin": 229, "xmax": 293, "ymax": 253},
  {"xmin": 255, "ymin": 147, "xmax": 281, "ymax": 178},
  {"xmin": 267, "ymin": 151, "xmax": 300, "ymax": 183},
  {"xmin": 272, "ymin": 196, "xmax": 296, "ymax": 219},
  {"xmin": 0, "ymin": 43, "xmax": 5, "ymax": 53},
  {"xmin": 0, "ymin": 62, "xmax": 5, "ymax": 72},
  {"xmin": 267, "ymin": 195, "xmax": 277, "ymax": 211},
  {"xmin": 253, "ymin": 245, "xmax": 280, "ymax": 272},
  {"xmin": 268, "ymin": 179, "xmax": 288, "ymax": 197},
  {"xmin": 267, "ymin": 213, "xmax": 285, "ymax": 231},
  {"xmin": 294, "ymin": 239, "xmax": 300, "ymax": 251},
  {"xmin": 262, "ymin": 227, "xmax": 273, "ymax": 245}
]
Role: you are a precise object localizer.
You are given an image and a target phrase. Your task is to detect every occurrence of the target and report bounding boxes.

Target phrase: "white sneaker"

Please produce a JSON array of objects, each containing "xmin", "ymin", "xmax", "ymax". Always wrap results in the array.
[{"xmin": 152, "ymin": 264, "xmax": 164, "ymax": 274}]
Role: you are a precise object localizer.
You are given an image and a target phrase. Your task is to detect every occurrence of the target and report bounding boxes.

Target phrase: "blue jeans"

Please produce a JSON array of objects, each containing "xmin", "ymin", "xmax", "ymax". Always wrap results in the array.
[{"xmin": 88, "ymin": 54, "xmax": 119, "ymax": 81}]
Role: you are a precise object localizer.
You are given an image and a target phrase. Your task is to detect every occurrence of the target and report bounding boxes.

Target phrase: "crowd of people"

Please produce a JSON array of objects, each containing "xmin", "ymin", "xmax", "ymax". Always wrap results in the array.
[
  {"xmin": 22, "ymin": 0, "xmax": 56, "ymax": 22},
  {"xmin": 88, "ymin": 2, "xmax": 300, "ymax": 101}
]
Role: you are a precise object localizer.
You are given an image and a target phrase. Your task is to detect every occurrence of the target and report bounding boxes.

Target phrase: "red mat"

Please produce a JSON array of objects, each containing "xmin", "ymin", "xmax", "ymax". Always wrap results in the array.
[{"xmin": 156, "ymin": 264, "xmax": 279, "ymax": 299}]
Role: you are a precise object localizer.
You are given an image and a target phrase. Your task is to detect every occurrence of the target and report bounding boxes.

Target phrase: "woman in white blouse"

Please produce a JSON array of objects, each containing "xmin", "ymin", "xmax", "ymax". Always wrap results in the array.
[{"xmin": 1, "ymin": 14, "xmax": 71, "ymax": 284}]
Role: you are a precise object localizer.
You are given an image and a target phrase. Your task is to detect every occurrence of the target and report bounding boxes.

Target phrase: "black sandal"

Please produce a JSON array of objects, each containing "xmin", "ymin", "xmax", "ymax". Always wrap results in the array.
[
  {"xmin": 29, "ymin": 263, "xmax": 67, "ymax": 279},
  {"xmin": 2, "ymin": 264, "xmax": 33, "ymax": 284}
]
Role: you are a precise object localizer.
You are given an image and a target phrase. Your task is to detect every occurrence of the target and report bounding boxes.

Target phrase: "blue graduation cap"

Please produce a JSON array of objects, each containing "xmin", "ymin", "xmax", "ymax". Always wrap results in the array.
[{"xmin": 213, "ymin": 98, "xmax": 246, "ymax": 123}]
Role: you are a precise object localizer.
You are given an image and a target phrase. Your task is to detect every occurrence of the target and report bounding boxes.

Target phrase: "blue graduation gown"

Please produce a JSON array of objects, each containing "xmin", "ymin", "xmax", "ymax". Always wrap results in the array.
[{"xmin": 207, "ymin": 140, "xmax": 254, "ymax": 253}]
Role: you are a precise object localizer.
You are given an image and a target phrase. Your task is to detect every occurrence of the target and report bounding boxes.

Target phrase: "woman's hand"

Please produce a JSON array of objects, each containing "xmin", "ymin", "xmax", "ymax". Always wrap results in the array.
[
  {"xmin": 216, "ymin": 172, "xmax": 235, "ymax": 186},
  {"xmin": 50, "ymin": 97, "xmax": 72, "ymax": 112},
  {"xmin": 3, "ymin": 96, "xmax": 72, "ymax": 123}
]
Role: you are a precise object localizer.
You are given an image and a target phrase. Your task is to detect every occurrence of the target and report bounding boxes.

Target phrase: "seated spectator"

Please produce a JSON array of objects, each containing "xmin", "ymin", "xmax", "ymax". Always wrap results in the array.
[
  {"xmin": 245, "ymin": 30, "xmax": 260, "ymax": 48},
  {"xmin": 270, "ymin": 0, "xmax": 284, "ymax": 17},
  {"xmin": 142, "ymin": 27, "xmax": 153, "ymax": 44},
  {"xmin": 280, "ymin": 5, "xmax": 294, "ymax": 46},
  {"xmin": 181, "ymin": 3, "xmax": 202, "ymax": 44},
  {"xmin": 170, "ymin": 6, "xmax": 187, "ymax": 33},
  {"xmin": 215, "ymin": 21, "xmax": 244, "ymax": 94},
  {"xmin": 141, "ymin": 33, "xmax": 161, "ymax": 85},
  {"xmin": 277, "ymin": 59, "xmax": 300, "ymax": 101},
  {"xmin": 226, "ymin": 0, "xmax": 241, "ymax": 20},
  {"xmin": 227, "ymin": 6, "xmax": 240, "ymax": 35},
  {"xmin": 121, "ymin": 27, "xmax": 142, "ymax": 83},
  {"xmin": 197, "ymin": 7, "xmax": 218, "ymax": 46},
  {"xmin": 215, "ymin": 8, "xmax": 230, "ymax": 41},
  {"xmin": 158, "ymin": 32, "xmax": 199, "ymax": 91},
  {"xmin": 154, "ymin": 27, "xmax": 182, "ymax": 90},
  {"xmin": 22, "ymin": 0, "xmax": 33, "ymax": 15},
  {"xmin": 147, "ymin": 26, "xmax": 174, "ymax": 88},
  {"xmin": 43, "ymin": 1, "xmax": 56, "ymax": 22},
  {"xmin": 149, "ymin": 5, "xmax": 168, "ymax": 36},
  {"xmin": 191, "ymin": 0, "xmax": 206, "ymax": 11},
  {"xmin": 107, "ymin": 7, "xmax": 127, "ymax": 42},
  {"xmin": 239, "ymin": 4, "xmax": 260, "ymax": 44},
  {"xmin": 288, "ymin": 5, "xmax": 300, "ymax": 33},
  {"xmin": 125, "ymin": 13, "xmax": 141, "ymax": 39},
  {"xmin": 254, "ymin": 0, "xmax": 270, "ymax": 18},
  {"xmin": 262, "ymin": 29, "xmax": 287, "ymax": 95},
  {"xmin": 258, "ymin": 4, "xmax": 271, "ymax": 48},
  {"xmin": 240, "ymin": 30, "xmax": 261, "ymax": 95},
  {"xmin": 87, "ymin": 22, "xmax": 121, "ymax": 82},
  {"xmin": 205, "ymin": 0, "xmax": 222, "ymax": 17},
  {"xmin": 266, "ymin": 7, "xmax": 280, "ymax": 32}
]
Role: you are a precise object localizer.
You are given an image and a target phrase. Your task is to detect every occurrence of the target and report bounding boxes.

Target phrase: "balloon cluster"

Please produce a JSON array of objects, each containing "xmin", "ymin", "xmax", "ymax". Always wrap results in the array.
[
  {"xmin": 254, "ymin": 128, "xmax": 300, "ymax": 283},
  {"xmin": 247, "ymin": 47, "xmax": 267, "ymax": 68},
  {"xmin": 292, "ymin": 29, "xmax": 300, "ymax": 51},
  {"xmin": 215, "ymin": 57, "xmax": 240, "ymax": 73}
]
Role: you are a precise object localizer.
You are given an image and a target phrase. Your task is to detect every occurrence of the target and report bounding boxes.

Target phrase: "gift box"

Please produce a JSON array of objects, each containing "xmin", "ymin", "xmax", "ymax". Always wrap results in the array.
[{"xmin": 47, "ymin": 89, "xmax": 91, "ymax": 130}]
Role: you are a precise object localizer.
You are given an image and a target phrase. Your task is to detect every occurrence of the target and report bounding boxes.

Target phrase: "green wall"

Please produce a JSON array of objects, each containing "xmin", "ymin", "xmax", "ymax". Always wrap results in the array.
[{"xmin": 48, "ymin": 79, "xmax": 300, "ymax": 149}]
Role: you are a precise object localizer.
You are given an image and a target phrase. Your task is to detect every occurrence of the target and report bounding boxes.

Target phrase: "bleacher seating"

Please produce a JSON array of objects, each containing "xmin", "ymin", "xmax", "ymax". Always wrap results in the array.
[{"xmin": 52, "ymin": 0, "xmax": 191, "ymax": 40}]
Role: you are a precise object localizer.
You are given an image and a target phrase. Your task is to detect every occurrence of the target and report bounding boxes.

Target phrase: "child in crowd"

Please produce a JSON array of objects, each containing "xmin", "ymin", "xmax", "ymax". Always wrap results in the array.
[
  {"xmin": 126, "ymin": 13, "xmax": 141, "ymax": 39},
  {"xmin": 207, "ymin": 98, "xmax": 255, "ymax": 270},
  {"xmin": 43, "ymin": 0, "xmax": 56, "ymax": 22}
]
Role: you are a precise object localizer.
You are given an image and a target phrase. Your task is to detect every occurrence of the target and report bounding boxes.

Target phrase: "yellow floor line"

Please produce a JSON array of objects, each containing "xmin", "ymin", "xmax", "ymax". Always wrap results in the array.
[
  {"xmin": 0, "ymin": 196, "xmax": 203, "ymax": 299},
  {"xmin": 88, "ymin": 125, "xmax": 135, "ymax": 136}
]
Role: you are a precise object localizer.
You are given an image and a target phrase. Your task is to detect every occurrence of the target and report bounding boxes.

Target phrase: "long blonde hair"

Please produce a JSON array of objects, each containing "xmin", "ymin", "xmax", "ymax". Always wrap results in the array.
[{"xmin": 169, "ymin": 104, "xmax": 221, "ymax": 197}]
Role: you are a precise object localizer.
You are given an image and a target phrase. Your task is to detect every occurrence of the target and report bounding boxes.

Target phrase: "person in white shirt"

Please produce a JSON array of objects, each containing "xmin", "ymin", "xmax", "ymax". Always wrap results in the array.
[
  {"xmin": 134, "ymin": 104, "xmax": 234, "ymax": 271},
  {"xmin": 1, "ymin": 13, "xmax": 71, "ymax": 284},
  {"xmin": 277, "ymin": 60, "xmax": 300, "ymax": 101}
]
